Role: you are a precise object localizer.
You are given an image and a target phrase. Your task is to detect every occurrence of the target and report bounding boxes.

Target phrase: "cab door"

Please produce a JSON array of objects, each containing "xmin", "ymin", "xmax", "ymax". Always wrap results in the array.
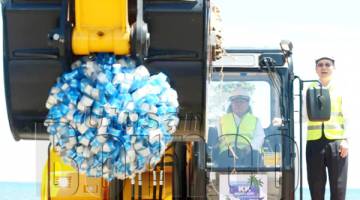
[{"xmin": 204, "ymin": 50, "xmax": 297, "ymax": 200}]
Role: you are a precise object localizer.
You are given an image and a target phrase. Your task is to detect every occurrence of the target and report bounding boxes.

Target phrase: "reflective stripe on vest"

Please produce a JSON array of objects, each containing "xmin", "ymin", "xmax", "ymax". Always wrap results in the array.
[
  {"xmin": 219, "ymin": 113, "xmax": 257, "ymax": 153},
  {"xmin": 307, "ymin": 83, "xmax": 345, "ymax": 140}
]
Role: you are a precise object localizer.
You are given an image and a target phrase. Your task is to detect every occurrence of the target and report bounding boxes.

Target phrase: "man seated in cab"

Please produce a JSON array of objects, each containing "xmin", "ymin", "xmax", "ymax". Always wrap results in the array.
[{"xmin": 216, "ymin": 87, "xmax": 265, "ymax": 168}]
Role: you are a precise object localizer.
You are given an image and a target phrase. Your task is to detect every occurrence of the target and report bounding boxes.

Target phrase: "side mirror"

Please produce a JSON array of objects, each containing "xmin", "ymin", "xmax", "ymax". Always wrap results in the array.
[{"xmin": 306, "ymin": 87, "xmax": 331, "ymax": 121}]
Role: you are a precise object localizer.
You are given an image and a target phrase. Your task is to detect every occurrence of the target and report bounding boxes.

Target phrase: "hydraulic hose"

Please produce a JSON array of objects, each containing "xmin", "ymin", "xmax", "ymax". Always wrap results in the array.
[
  {"xmin": 138, "ymin": 173, "xmax": 142, "ymax": 200},
  {"xmin": 153, "ymin": 170, "xmax": 157, "ymax": 200},
  {"xmin": 159, "ymin": 157, "xmax": 165, "ymax": 200},
  {"xmin": 131, "ymin": 176, "xmax": 135, "ymax": 200}
]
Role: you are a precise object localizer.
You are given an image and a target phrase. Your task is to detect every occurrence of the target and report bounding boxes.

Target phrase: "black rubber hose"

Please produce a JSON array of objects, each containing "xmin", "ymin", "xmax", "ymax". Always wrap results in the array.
[
  {"xmin": 138, "ymin": 173, "xmax": 142, "ymax": 200},
  {"xmin": 159, "ymin": 157, "xmax": 165, "ymax": 200},
  {"xmin": 152, "ymin": 170, "xmax": 157, "ymax": 200},
  {"xmin": 131, "ymin": 177, "xmax": 135, "ymax": 200}
]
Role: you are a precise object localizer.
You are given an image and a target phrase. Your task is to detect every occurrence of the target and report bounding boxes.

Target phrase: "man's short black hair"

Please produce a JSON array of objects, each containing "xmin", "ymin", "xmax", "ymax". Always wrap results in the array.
[{"xmin": 315, "ymin": 57, "xmax": 335, "ymax": 65}]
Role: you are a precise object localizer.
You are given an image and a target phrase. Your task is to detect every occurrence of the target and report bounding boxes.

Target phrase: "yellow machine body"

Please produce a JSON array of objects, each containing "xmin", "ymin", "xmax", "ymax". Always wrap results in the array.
[
  {"xmin": 42, "ymin": 147, "xmax": 176, "ymax": 200},
  {"xmin": 72, "ymin": 0, "xmax": 131, "ymax": 55},
  {"xmin": 41, "ymin": 148, "xmax": 109, "ymax": 200}
]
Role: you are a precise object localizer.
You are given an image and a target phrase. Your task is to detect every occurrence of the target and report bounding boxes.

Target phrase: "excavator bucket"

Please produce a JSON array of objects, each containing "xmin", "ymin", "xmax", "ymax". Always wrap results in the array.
[{"xmin": 2, "ymin": 0, "xmax": 207, "ymax": 141}]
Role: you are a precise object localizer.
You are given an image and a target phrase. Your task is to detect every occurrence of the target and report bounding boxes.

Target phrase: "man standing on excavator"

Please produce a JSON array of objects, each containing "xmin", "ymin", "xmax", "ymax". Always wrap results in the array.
[{"xmin": 306, "ymin": 56, "xmax": 348, "ymax": 200}]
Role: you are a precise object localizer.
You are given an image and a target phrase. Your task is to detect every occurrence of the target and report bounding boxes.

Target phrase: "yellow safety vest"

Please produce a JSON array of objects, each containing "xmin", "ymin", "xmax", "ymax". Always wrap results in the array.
[
  {"xmin": 307, "ymin": 83, "xmax": 345, "ymax": 140},
  {"xmin": 219, "ymin": 113, "xmax": 257, "ymax": 153}
]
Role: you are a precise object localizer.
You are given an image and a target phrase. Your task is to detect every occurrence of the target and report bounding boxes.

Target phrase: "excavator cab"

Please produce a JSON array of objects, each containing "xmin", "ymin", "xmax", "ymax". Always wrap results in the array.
[
  {"xmin": 204, "ymin": 47, "xmax": 297, "ymax": 199},
  {"xmin": 2, "ymin": 0, "xmax": 300, "ymax": 199}
]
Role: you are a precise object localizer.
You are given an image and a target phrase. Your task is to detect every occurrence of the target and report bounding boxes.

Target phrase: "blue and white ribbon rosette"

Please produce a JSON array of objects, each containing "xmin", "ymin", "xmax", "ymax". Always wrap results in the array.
[{"xmin": 44, "ymin": 54, "xmax": 179, "ymax": 180}]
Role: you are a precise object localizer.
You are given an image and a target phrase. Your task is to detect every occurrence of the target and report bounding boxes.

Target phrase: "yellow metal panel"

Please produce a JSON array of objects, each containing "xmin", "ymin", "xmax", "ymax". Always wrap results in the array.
[
  {"xmin": 42, "ymin": 147, "xmax": 177, "ymax": 199},
  {"xmin": 72, "ymin": 0, "xmax": 130, "ymax": 55},
  {"xmin": 41, "ymin": 148, "xmax": 109, "ymax": 200}
]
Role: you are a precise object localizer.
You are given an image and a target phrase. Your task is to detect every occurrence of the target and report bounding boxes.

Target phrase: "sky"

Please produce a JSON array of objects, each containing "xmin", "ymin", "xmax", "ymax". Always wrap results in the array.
[{"xmin": 1, "ymin": 0, "xmax": 360, "ymax": 192}]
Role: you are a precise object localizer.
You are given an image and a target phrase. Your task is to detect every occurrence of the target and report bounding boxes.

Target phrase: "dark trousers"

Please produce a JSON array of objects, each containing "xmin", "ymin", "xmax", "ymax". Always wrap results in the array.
[{"xmin": 306, "ymin": 137, "xmax": 348, "ymax": 200}]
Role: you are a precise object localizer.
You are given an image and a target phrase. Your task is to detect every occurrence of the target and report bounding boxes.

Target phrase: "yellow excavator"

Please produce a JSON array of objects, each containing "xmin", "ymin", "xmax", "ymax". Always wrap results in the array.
[{"xmin": 3, "ymin": 0, "xmax": 331, "ymax": 199}]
